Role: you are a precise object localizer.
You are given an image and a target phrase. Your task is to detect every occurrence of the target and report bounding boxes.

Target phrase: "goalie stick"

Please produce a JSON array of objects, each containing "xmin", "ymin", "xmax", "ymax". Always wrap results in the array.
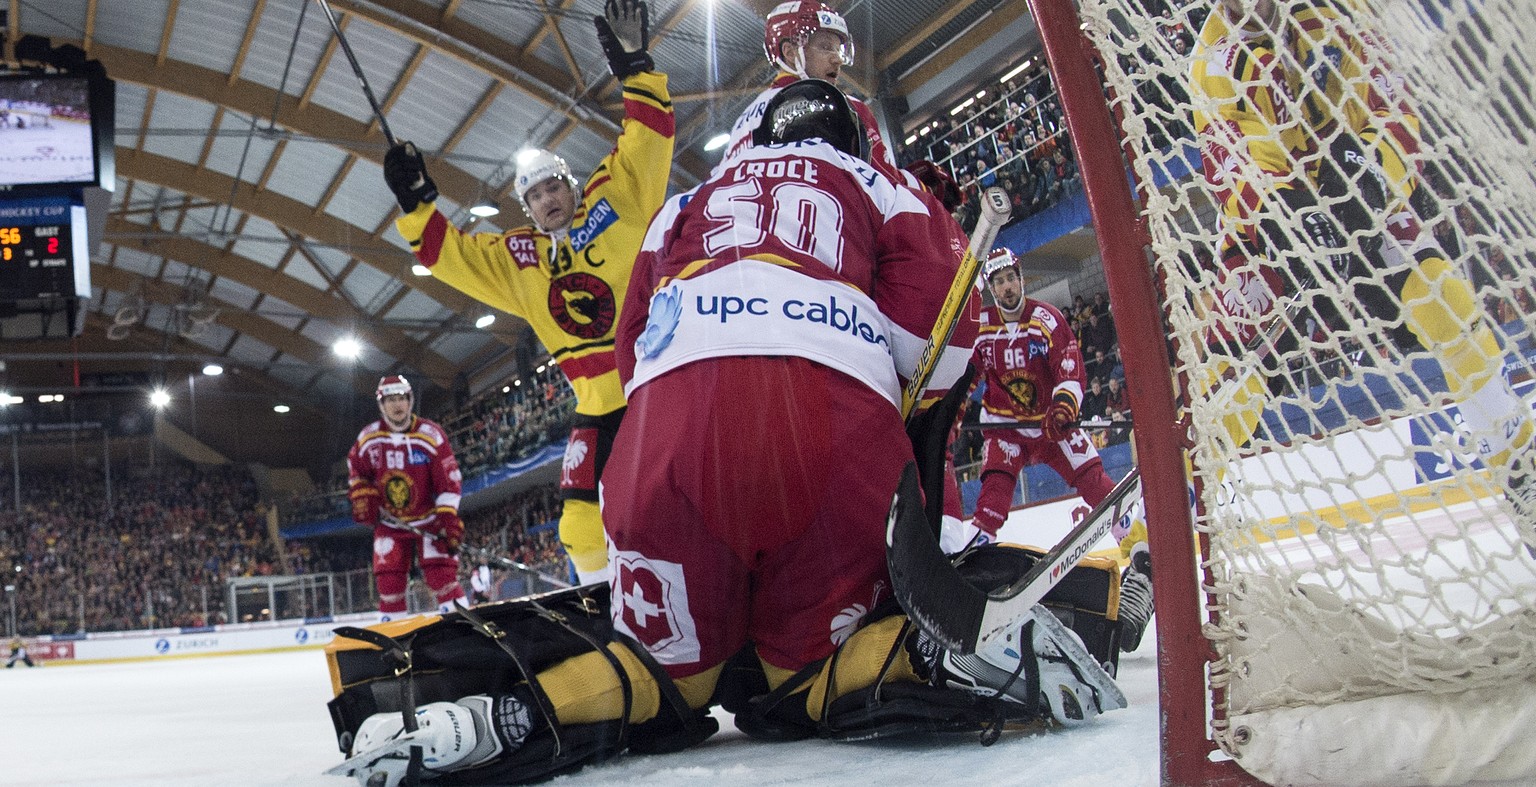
[
  {"xmin": 887, "ymin": 461, "xmax": 1142, "ymax": 655},
  {"xmin": 899, "ymin": 185, "xmax": 1013, "ymax": 419}
]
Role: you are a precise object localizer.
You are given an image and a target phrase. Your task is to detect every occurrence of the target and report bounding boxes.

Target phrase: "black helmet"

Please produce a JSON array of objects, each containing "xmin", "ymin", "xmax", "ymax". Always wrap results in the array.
[{"xmin": 751, "ymin": 78, "xmax": 868, "ymax": 161}]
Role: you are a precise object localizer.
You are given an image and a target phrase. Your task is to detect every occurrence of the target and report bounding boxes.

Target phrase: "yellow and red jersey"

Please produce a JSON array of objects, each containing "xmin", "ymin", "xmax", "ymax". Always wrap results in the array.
[
  {"xmin": 396, "ymin": 71, "xmax": 675, "ymax": 417},
  {"xmin": 1190, "ymin": 0, "xmax": 1420, "ymax": 237}
]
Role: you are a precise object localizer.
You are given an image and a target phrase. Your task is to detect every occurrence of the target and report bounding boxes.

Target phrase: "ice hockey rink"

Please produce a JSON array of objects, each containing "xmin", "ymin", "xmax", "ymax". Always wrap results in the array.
[
  {"xmin": 8, "ymin": 497, "xmax": 1534, "ymax": 786},
  {"xmin": 5, "ymin": 631, "xmax": 1163, "ymax": 787}
]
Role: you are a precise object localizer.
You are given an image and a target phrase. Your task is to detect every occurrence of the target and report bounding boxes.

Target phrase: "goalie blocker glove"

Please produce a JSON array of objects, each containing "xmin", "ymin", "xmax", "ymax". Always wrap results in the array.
[
  {"xmin": 594, "ymin": 0, "xmax": 653, "ymax": 79},
  {"xmin": 383, "ymin": 143, "xmax": 439, "ymax": 214}
]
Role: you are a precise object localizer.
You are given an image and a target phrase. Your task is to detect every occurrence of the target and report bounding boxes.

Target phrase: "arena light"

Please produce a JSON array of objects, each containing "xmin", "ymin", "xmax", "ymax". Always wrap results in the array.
[
  {"xmin": 273, "ymin": 404, "xmax": 291, "ymax": 414},
  {"xmin": 202, "ymin": 363, "xmax": 224, "ymax": 376},
  {"xmin": 411, "ymin": 264, "xmax": 432, "ymax": 277},
  {"xmin": 999, "ymin": 61, "xmax": 1031, "ymax": 84},
  {"xmin": 949, "ymin": 97, "xmax": 976, "ymax": 116},
  {"xmin": 333, "ymin": 336, "xmax": 362, "ymax": 359},
  {"xmin": 0, "ymin": 393, "xmax": 19, "ymax": 406},
  {"xmin": 150, "ymin": 389, "xmax": 171, "ymax": 408},
  {"xmin": 475, "ymin": 314, "xmax": 496, "ymax": 329},
  {"xmin": 703, "ymin": 133, "xmax": 731, "ymax": 152}
]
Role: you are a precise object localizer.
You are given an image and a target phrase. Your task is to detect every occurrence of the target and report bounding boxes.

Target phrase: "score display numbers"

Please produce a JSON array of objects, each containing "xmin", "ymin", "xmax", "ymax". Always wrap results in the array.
[{"xmin": 0, "ymin": 196, "xmax": 87, "ymax": 302}]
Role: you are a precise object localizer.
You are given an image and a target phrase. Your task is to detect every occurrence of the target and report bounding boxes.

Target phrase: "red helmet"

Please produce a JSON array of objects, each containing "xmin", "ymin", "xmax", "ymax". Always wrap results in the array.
[
  {"xmin": 904, "ymin": 160, "xmax": 964, "ymax": 213},
  {"xmin": 980, "ymin": 247, "xmax": 1021, "ymax": 284},
  {"xmin": 763, "ymin": 1, "xmax": 853, "ymax": 76},
  {"xmin": 376, "ymin": 375, "xmax": 413, "ymax": 403}
]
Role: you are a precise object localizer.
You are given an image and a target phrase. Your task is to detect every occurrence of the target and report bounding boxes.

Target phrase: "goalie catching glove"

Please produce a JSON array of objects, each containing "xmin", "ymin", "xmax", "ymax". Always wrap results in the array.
[
  {"xmin": 383, "ymin": 142, "xmax": 439, "ymax": 214},
  {"xmin": 594, "ymin": 0, "xmax": 653, "ymax": 79}
]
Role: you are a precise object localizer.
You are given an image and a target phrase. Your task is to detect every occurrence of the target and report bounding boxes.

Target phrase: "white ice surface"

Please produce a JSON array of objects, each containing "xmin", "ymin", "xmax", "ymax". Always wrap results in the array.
[{"xmin": 4, "ymin": 633, "xmax": 1163, "ymax": 786}]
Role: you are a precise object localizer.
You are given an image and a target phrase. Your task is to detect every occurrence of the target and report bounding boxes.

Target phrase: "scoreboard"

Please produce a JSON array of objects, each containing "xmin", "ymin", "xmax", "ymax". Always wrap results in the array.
[{"xmin": 0, "ymin": 195, "xmax": 89, "ymax": 302}]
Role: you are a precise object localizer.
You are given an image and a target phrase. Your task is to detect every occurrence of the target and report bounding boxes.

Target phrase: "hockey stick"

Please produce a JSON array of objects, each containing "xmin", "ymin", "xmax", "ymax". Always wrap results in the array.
[
  {"xmin": 459, "ymin": 544, "xmax": 573, "ymax": 589},
  {"xmin": 887, "ymin": 461, "xmax": 1142, "ymax": 654},
  {"xmin": 315, "ymin": 0, "xmax": 398, "ymax": 147},
  {"xmin": 899, "ymin": 185, "xmax": 1013, "ymax": 419},
  {"xmin": 959, "ymin": 418, "xmax": 1132, "ymax": 431}
]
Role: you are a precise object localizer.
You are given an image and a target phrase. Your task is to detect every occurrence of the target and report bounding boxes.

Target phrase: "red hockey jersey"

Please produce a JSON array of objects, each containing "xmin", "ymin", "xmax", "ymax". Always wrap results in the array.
[
  {"xmin": 346, "ymin": 414, "xmax": 463, "ymax": 533},
  {"xmin": 619, "ymin": 138, "xmax": 974, "ymax": 410},
  {"xmin": 970, "ymin": 299, "xmax": 1085, "ymax": 427}
]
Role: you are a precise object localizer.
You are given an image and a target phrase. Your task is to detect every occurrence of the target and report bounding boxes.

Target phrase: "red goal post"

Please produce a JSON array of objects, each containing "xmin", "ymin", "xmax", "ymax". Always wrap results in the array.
[{"xmin": 1029, "ymin": 0, "xmax": 1536, "ymax": 784}]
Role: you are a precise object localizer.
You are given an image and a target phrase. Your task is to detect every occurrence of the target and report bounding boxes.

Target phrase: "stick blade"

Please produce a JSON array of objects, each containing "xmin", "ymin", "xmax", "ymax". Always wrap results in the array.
[{"xmin": 886, "ymin": 461, "xmax": 986, "ymax": 653}]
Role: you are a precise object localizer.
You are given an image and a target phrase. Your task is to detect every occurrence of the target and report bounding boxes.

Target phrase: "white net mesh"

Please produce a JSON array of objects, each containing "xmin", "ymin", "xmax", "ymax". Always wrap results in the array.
[{"xmin": 1074, "ymin": 0, "xmax": 1536, "ymax": 782}]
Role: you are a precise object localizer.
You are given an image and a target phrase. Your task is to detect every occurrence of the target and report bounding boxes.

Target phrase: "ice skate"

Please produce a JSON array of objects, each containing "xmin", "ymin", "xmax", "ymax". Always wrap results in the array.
[
  {"xmin": 1117, "ymin": 548, "xmax": 1154, "ymax": 653},
  {"xmin": 925, "ymin": 605, "xmax": 1127, "ymax": 727},
  {"xmin": 330, "ymin": 694, "xmax": 529, "ymax": 787}
]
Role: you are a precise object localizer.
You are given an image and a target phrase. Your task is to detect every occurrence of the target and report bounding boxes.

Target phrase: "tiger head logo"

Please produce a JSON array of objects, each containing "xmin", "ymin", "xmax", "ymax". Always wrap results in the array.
[{"xmin": 384, "ymin": 474, "xmax": 412, "ymax": 512}]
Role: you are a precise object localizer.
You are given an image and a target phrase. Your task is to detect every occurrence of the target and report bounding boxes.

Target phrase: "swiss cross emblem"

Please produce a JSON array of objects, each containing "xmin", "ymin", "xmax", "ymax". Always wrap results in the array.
[{"xmin": 618, "ymin": 562, "xmax": 676, "ymax": 647}]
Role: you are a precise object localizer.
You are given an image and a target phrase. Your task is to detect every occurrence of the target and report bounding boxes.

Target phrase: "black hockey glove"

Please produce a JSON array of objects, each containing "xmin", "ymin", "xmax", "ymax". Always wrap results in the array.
[
  {"xmin": 594, "ymin": 0, "xmax": 653, "ymax": 80},
  {"xmin": 383, "ymin": 142, "xmax": 439, "ymax": 213},
  {"xmin": 1314, "ymin": 132, "xmax": 1390, "ymax": 235}
]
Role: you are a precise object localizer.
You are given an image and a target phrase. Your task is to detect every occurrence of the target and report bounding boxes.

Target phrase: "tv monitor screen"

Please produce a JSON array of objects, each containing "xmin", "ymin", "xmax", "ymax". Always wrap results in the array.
[{"xmin": 0, "ymin": 72, "xmax": 113, "ymax": 192}]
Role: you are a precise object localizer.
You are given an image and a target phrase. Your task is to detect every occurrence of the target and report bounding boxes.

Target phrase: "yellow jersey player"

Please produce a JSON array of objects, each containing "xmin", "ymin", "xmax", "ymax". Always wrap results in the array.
[
  {"xmin": 1190, "ymin": 0, "xmax": 1535, "ymax": 542},
  {"xmin": 382, "ymin": 0, "xmax": 673, "ymax": 584}
]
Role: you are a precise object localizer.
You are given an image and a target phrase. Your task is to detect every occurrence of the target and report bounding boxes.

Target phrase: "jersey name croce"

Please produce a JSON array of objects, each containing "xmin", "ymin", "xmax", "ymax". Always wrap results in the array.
[
  {"xmin": 619, "ymin": 139, "xmax": 971, "ymax": 409},
  {"xmin": 346, "ymin": 415, "xmax": 463, "ymax": 531},
  {"xmin": 395, "ymin": 71, "xmax": 675, "ymax": 417},
  {"xmin": 971, "ymin": 299, "xmax": 1084, "ymax": 427}
]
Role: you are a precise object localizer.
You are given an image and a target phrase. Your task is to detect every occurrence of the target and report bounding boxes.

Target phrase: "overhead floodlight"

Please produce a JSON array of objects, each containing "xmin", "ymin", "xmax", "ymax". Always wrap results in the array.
[
  {"xmin": 333, "ymin": 337, "xmax": 363, "ymax": 359},
  {"xmin": 150, "ymin": 389, "xmax": 172, "ymax": 408},
  {"xmin": 412, "ymin": 264, "xmax": 432, "ymax": 277},
  {"xmin": 704, "ymin": 133, "xmax": 731, "ymax": 152},
  {"xmin": 202, "ymin": 363, "xmax": 224, "ymax": 376},
  {"xmin": 1000, "ymin": 61, "xmax": 1031, "ymax": 84},
  {"xmin": 501, "ymin": 385, "xmax": 511, "ymax": 394},
  {"xmin": 273, "ymin": 404, "xmax": 291, "ymax": 414},
  {"xmin": 469, "ymin": 202, "xmax": 501, "ymax": 218},
  {"xmin": 475, "ymin": 314, "xmax": 496, "ymax": 329},
  {"xmin": 0, "ymin": 393, "xmax": 20, "ymax": 406}
]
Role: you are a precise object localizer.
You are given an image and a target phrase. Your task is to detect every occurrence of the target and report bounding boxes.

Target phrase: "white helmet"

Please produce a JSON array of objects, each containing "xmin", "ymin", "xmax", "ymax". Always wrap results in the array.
[
  {"xmin": 513, "ymin": 149, "xmax": 579, "ymax": 213},
  {"xmin": 979, "ymin": 247, "xmax": 1020, "ymax": 285}
]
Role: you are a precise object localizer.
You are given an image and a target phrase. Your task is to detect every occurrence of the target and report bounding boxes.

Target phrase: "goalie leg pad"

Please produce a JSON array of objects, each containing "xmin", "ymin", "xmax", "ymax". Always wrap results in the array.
[
  {"xmin": 724, "ymin": 545, "xmax": 1125, "ymax": 743},
  {"xmin": 325, "ymin": 584, "xmax": 715, "ymax": 785}
]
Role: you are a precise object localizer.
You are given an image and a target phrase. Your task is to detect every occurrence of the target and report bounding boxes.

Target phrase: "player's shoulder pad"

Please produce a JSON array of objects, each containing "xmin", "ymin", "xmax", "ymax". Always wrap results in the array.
[
  {"xmin": 354, "ymin": 420, "xmax": 386, "ymax": 443},
  {"xmin": 414, "ymin": 418, "xmax": 448, "ymax": 445},
  {"xmin": 639, "ymin": 189, "xmax": 695, "ymax": 254},
  {"xmin": 1029, "ymin": 299, "xmax": 1064, "ymax": 331}
]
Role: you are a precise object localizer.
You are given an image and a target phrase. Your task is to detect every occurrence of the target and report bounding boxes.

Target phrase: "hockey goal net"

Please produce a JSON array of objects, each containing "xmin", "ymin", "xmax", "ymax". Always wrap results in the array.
[{"xmin": 1028, "ymin": 0, "xmax": 1536, "ymax": 783}]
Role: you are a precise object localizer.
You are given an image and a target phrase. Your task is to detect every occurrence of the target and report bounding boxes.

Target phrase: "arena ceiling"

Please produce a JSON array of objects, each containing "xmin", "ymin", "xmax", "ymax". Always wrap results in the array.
[{"xmin": 0, "ymin": 0, "xmax": 1027, "ymax": 468}]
